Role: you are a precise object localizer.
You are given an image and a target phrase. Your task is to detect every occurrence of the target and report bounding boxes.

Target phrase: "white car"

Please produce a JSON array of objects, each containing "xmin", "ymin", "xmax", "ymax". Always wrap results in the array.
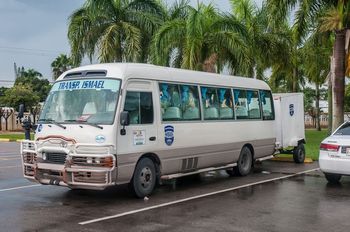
[{"xmin": 319, "ymin": 121, "xmax": 350, "ymax": 183}]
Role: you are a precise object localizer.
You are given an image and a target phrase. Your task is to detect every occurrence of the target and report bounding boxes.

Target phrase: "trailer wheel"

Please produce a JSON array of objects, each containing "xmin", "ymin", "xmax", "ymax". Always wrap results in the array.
[
  {"xmin": 293, "ymin": 143, "xmax": 305, "ymax": 163},
  {"xmin": 130, "ymin": 157, "xmax": 157, "ymax": 198},
  {"xmin": 325, "ymin": 173, "xmax": 342, "ymax": 184},
  {"xmin": 232, "ymin": 146, "xmax": 253, "ymax": 176}
]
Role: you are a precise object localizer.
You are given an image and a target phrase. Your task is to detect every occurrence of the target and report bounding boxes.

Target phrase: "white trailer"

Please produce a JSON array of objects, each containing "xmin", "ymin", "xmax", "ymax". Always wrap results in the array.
[{"xmin": 273, "ymin": 93, "xmax": 306, "ymax": 163}]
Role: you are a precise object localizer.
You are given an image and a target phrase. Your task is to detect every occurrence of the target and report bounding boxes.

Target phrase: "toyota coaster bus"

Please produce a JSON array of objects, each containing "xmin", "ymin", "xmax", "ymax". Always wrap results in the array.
[{"xmin": 21, "ymin": 63, "xmax": 276, "ymax": 198}]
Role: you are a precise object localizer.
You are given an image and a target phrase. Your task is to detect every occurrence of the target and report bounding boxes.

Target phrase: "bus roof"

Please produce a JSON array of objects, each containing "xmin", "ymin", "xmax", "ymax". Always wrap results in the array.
[{"xmin": 58, "ymin": 63, "xmax": 271, "ymax": 90}]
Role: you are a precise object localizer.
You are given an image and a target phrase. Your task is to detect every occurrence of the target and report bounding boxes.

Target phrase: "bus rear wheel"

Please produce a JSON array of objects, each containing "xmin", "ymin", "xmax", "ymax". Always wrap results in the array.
[
  {"xmin": 227, "ymin": 146, "xmax": 253, "ymax": 176},
  {"xmin": 130, "ymin": 157, "xmax": 157, "ymax": 198}
]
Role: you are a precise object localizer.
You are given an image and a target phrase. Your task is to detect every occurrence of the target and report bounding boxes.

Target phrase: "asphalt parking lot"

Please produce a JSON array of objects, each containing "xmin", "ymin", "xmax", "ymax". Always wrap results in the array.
[{"xmin": 1, "ymin": 142, "xmax": 350, "ymax": 232}]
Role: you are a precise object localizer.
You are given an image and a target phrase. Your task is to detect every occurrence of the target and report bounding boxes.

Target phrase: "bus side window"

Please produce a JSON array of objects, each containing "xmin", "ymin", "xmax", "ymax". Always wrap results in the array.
[
  {"xmin": 218, "ymin": 88, "xmax": 234, "ymax": 120},
  {"xmin": 247, "ymin": 90, "xmax": 261, "ymax": 119},
  {"xmin": 201, "ymin": 87, "xmax": 219, "ymax": 120},
  {"xmin": 159, "ymin": 83, "xmax": 182, "ymax": 121},
  {"xmin": 233, "ymin": 89, "xmax": 248, "ymax": 119},
  {"xmin": 260, "ymin": 90, "xmax": 274, "ymax": 120},
  {"xmin": 124, "ymin": 91, "xmax": 154, "ymax": 124},
  {"xmin": 180, "ymin": 85, "xmax": 200, "ymax": 120}
]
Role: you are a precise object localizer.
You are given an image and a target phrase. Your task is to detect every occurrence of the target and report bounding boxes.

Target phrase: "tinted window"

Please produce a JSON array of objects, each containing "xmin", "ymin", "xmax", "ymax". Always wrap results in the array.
[
  {"xmin": 247, "ymin": 90, "xmax": 261, "ymax": 119},
  {"xmin": 233, "ymin": 89, "xmax": 248, "ymax": 119},
  {"xmin": 334, "ymin": 122, "xmax": 350, "ymax": 135},
  {"xmin": 201, "ymin": 87, "xmax": 219, "ymax": 120},
  {"xmin": 218, "ymin": 88, "xmax": 234, "ymax": 119},
  {"xmin": 159, "ymin": 83, "xmax": 200, "ymax": 121},
  {"xmin": 180, "ymin": 85, "xmax": 201, "ymax": 120},
  {"xmin": 124, "ymin": 91, "xmax": 153, "ymax": 124},
  {"xmin": 160, "ymin": 83, "xmax": 182, "ymax": 121},
  {"xmin": 260, "ymin": 90, "xmax": 275, "ymax": 120}
]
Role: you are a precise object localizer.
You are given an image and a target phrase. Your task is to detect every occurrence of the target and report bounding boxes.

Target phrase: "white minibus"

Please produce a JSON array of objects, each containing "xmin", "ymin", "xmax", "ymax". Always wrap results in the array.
[{"xmin": 21, "ymin": 63, "xmax": 277, "ymax": 198}]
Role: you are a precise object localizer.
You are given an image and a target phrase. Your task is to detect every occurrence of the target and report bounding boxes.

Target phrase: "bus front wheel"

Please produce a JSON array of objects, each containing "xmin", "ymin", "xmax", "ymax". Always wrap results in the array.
[{"xmin": 130, "ymin": 157, "xmax": 157, "ymax": 198}]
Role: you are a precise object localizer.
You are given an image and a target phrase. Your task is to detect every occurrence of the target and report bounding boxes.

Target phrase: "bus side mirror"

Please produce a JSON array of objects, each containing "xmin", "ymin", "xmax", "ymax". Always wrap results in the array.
[
  {"xmin": 120, "ymin": 111, "xmax": 130, "ymax": 135},
  {"xmin": 18, "ymin": 104, "xmax": 24, "ymax": 119}
]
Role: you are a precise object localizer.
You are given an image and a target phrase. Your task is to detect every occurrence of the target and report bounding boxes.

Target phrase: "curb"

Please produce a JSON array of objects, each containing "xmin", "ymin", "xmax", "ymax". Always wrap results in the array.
[
  {"xmin": 271, "ymin": 156, "xmax": 314, "ymax": 163},
  {"xmin": 0, "ymin": 138, "xmax": 10, "ymax": 142}
]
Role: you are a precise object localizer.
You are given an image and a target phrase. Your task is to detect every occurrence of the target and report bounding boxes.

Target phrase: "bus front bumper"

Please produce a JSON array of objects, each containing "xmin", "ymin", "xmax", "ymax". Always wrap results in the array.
[{"xmin": 21, "ymin": 140, "xmax": 117, "ymax": 190}]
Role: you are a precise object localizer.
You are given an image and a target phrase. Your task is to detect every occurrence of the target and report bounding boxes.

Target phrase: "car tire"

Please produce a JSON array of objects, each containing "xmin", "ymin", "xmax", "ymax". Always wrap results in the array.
[
  {"xmin": 130, "ymin": 158, "xmax": 157, "ymax": 198},
  {"xmin": 232, "ymin": 146, "xmax": 253, "ymax": 176},
  {"xmin": 293, "ymin": 143, "xmax": 305, "ymax": 163},
  {"xmin": 325, "ymin": 173, "xmax": 342, "ymax": 184}
]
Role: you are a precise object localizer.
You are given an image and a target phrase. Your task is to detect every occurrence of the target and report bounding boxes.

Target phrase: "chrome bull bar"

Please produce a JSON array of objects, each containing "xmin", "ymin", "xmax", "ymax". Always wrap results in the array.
[{"xmin": 21, "ymin": 139, "xmax": 117, "ymax": 190}]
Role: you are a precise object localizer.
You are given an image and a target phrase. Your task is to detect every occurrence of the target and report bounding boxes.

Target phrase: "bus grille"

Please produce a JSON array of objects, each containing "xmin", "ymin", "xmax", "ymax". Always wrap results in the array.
[
  {"xmin": 73, "ymin": 172, "xmax": 107, "ymax": 184},
  {"xmin": 46, "ymin": 153, "xmax": 67, "ymax": 164}
]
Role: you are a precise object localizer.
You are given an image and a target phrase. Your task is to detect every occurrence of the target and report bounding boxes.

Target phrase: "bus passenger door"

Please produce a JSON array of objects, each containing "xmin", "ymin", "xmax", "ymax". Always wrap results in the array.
[{"xmin": 116, "ymin": 81, "xmax": 158, "ymax": 178}]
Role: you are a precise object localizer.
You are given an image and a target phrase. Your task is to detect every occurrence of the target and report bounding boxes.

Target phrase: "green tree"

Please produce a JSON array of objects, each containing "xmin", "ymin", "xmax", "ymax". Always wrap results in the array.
[
  {"xmin": 304, "ymin": 87, "xmax": 317, "ymax": 127},
  {"xmin": 267, "ymin": 22, "xmax": 305, "ymax": 93},
  {"xmin": 229, "ymin": 0, "xmax": 283, "ymax": 79},
  {"xmin": 51, "ymin": 54, "xmax": 73, "ymax": 80},
  {"xmin": 1, "ymin": 84, "xmax": 40, "ymax": 112},
  {"xmin": 267, "ymin": 0, "xmax": 350, "ymax": 131},
  {"xmin": 151, "ymin": 2, "xmax": 248, "ymax": 73},
  {"xmin": 68, "ymin": 0, "xmax": 164, "ymax": 66},
  {"xmin": 15, "ymin": 67, "xmax": 51, "ymax": 102},
  {"xmin": 0, "ymin": 87, "xmax": 8, "ymax": 99},
  {"xmin": 302, "ymin": 33, "xmax": 332, "ymax": 131}
]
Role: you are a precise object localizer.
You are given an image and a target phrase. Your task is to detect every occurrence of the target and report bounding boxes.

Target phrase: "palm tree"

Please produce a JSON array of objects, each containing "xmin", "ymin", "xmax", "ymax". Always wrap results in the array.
[
  {"xmin": 16, "ymin": 67, "xmax": 42, "ymax": 79},
  {"xmin": 266, "ymin": 0, "xmax": 350, "ymax": 131},
  {"xmin": 268, "ymin": 23, "xmax": 305, "ymax": 92},
  {"xmin": 68, "ymin": 0, "xmax": 164, "ymax": 66},
  {"xmin": 302, "ymin": 33, "xmax": 332, "ymax": 131},
  {"xmin": 151, "ymin": 2, "xmax": 249, "ymax": 73},
  {"xmin": 51, "ymin": 54, "xmax": 73, "ymax": 80},
  {"xmin": 229, "ymin": 0, "xmax": 283, "ymax": 79}
]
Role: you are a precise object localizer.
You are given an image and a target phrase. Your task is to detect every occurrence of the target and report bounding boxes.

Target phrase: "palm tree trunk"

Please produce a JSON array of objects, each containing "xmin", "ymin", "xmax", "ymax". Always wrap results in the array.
[
  {"xmin": 328, "ymin": 71, "xmax": 333, "ymax": 135},
  {"xmin": 316, "ymin": 83, "xmax": 321, "ymax": 131},
  {"xmin": 202, "ymin": 53, "xmax": 217, "ymax": 73},
  {"xmin": 292, "ymin": 67, "xmax": 297, "ymax": 92},
  {"xmin": 332, "ymin": 30, "xmax": 346, "ymax": 131}
]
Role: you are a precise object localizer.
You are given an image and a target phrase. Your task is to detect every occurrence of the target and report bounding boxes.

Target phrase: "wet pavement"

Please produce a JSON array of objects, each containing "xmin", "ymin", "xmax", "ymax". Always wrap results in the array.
[{"xmin": 1, "ymin": 142, "xmax": 350, "ymax": 232}]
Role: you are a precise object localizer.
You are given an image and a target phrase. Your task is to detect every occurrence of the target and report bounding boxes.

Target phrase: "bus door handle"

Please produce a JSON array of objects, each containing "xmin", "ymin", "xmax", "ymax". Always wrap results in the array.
[{"xmin": 149, "ymin": 136, "xmax": 156, "ymax": 141}]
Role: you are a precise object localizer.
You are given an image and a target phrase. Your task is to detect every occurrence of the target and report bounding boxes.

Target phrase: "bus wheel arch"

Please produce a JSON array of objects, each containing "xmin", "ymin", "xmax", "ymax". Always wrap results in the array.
[
  {"xmin": 235, "ymin": 144, "xmax": 254, "ymax": 176},
  {"xmin": 129, "ymin": 153, "xmax": 161, "ymax": 198},
  {"xmin": 227, "ymin": 144, "xmax": 254, "ymax": 177},
  {"xmin": 137, "ymin": 153, "xmax": 162, "ymax": 184},
  {"xmin": 243, "ymin": 143, "xmax": 255, "ymax": 161}
]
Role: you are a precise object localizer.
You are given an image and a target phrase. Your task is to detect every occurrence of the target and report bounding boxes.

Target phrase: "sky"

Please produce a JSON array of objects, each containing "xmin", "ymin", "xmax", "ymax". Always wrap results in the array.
[{"xmin": 0, "ymin": 0, "xmax": 261, "ymax": 87}]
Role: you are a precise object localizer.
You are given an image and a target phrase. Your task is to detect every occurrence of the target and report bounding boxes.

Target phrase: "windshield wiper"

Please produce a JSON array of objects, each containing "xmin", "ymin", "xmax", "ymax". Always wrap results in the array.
[
  {"xmin": 64, "ymin": 120, "xmax": 103, "ymax": 130},
  {"xmin": 39, "ymin": 119, "xmax": 66, "ymax": 129}
]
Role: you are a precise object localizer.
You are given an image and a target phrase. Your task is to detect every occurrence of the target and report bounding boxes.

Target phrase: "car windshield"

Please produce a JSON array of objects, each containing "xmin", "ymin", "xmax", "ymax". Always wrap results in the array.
[
  {"xmin": 334, "ymin": 122, "xmax": 350, "ymax": 135},
  {"xmin": 39, "ymin": 78, "xmax": 121, "ymax": 125}
]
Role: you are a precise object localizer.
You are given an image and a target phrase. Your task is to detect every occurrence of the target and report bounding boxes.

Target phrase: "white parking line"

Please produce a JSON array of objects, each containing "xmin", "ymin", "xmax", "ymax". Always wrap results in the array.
[
  {"xmin": 0, "ymin": 157, "xmax": 21, "ymax": 161},
  {"xmin": 79, "ymin": 168, "xmax": 320, "ymax": 225},
  {"xmin": 0, "ymin": 153, "xmax": 20, "ymax": 156},
  {"xmin": 0, "ymin": 155, "xmax": 20, "ymax": 158},
  {"xmin": 0, "ymin": 184, "xmax": 41, "ymax": 192},
  {"xmin": 0, "ymin": 165, "xmax": 21, "ymax": 169}
]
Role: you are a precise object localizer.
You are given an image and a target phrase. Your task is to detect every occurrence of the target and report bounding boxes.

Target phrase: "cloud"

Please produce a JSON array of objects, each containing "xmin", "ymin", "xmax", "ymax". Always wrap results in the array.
[{"xmin": 0, "ymin": 0, "xmax": 84, "ymax": 84}]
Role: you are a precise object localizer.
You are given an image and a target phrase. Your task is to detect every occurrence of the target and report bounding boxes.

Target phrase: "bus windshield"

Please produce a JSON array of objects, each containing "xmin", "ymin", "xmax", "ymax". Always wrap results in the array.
[{"xmin": 39, "ymin": 78, "xmax": 121, "ymax": 125}]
